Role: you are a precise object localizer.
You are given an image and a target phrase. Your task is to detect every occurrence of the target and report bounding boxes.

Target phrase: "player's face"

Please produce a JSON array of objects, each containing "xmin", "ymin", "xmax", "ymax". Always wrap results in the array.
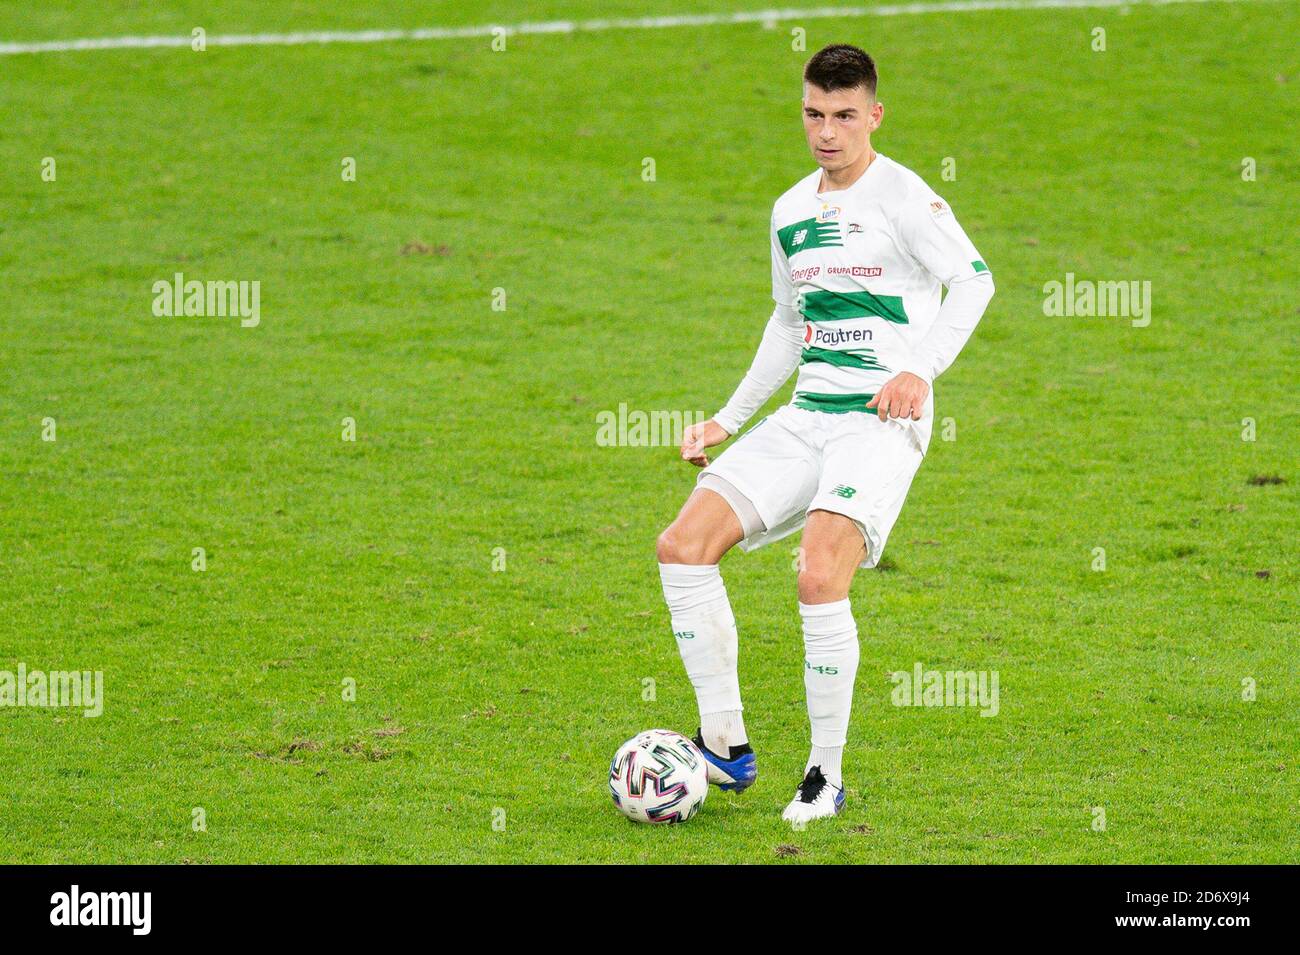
[{"xmin": 802, "ymin": 83, "xmax": 882, "ymax": 172}]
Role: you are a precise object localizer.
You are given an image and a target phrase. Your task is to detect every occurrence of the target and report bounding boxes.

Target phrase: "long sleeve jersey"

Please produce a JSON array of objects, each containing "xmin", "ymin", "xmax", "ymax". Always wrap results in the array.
[{"xmin": 714, "ymin": 154, "xmax": 995, "ymax": 452}]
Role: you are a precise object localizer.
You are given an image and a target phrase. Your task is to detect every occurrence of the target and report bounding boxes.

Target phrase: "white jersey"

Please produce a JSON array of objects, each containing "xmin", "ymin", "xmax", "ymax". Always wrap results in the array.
[
  {"xmin": 768, "ymin": 155, "xmax": 989, "ymax": 446},
  {"xmin": 702, "ymin": 153, "xmax": 994, "ymax": 560}
]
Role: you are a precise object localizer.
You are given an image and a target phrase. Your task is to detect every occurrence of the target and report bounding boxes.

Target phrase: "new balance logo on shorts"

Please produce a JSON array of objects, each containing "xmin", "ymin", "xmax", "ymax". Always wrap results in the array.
[{"xmin": 830, "ymin": 485, "xmax": 857, "ymax": 499}]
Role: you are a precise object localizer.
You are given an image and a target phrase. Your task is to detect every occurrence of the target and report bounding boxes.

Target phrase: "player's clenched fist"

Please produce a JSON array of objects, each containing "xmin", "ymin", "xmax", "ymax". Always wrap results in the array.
[
  {"xmin": 866, "ymin": 372, "xmax": 929, "ymax": 421},
  {"xmin": 680, "ymin": 419, "xmax": 730, "ymax": 468}
]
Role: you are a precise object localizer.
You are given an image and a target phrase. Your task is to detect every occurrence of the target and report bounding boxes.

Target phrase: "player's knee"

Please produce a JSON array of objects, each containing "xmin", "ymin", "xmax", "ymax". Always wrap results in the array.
[
  {"xmin": 657, "ymin": 525, "xmax": 702, "ymax": 565},
  {"xmin": 797, "ymin": 568, "xmax": 846, "ymax": 605}
]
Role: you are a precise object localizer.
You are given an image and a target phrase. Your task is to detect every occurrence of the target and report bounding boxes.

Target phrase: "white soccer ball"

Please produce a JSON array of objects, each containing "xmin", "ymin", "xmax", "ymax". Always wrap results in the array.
[{"xmin": 608, "ymin": 729, "xmax": 709, "ymax": 824}]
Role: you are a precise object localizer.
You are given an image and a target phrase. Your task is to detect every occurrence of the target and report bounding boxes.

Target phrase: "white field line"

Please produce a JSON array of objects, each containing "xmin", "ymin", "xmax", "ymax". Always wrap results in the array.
[{"xmin": 0, "ymin": 0, "xmax": 1269, "ymax": 56}]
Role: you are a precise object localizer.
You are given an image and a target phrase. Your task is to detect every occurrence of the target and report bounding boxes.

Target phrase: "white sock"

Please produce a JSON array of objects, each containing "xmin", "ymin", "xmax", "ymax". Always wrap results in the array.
[
  {"xmin": 659, "ymin": 563, "xmax": 744, "ymax": 747},
  {"xmin": 700, "ymin": 709, "xmax": 748, "ymax": 755},
  {"xmin": 806, "ymin": 746, "xmax": 844, "ymax": 789},
  {"xmin": 799, "ymin": 599, "xmax": 859, "ymax": 790}
]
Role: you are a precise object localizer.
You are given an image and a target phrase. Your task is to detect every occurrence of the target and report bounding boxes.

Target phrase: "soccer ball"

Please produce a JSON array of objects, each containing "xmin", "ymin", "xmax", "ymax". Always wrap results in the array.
[{"xmin": 608, "ymin": 729, "xmax": 708, "ymax": 824}]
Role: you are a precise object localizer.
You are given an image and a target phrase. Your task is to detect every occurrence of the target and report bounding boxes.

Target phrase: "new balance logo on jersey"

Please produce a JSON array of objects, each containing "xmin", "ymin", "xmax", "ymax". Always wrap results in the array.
[
  {"xmin": 778, "ymin": 217, "xmax": 842, "ymax": 258},
  {"xmin": 830, "ymin": 485, "xmax": 857, "ymax": 499}
]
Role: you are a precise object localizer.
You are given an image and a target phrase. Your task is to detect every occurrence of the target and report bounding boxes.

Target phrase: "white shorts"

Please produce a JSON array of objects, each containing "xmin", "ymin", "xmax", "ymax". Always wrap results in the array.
[{"xmin": 699, "ymin": 404, "xmax": 924, "ymax": 568}]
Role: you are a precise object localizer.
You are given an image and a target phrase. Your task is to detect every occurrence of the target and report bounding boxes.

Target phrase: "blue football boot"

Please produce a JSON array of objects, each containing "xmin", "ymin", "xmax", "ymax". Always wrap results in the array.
[{"xmin": 693, "ymin": 731, "xmax": 757, "ymax": 793}]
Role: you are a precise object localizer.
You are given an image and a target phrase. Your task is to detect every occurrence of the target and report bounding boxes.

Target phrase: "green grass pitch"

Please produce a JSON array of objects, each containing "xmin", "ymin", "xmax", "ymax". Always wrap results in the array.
[{"xmin": 0, "ymin": 0, "xmax": 1296, "ymax": 863}]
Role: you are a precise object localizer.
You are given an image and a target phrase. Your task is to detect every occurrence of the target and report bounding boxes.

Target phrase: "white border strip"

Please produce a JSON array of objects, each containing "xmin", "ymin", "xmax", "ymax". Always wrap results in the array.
[{"xmin": 0, "ymin": 0, "xmax": 1264, "ymax": 56}]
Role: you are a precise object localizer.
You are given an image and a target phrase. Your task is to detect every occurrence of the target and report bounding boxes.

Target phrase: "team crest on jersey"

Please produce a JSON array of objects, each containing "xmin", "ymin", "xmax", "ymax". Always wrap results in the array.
[
  {"xmin": 818, "ymin": 204, "xmax": 841, "ymax": 222},
  {"xmin": 929, "ymin": 199, "xmax": 950, "ymax": 218}
]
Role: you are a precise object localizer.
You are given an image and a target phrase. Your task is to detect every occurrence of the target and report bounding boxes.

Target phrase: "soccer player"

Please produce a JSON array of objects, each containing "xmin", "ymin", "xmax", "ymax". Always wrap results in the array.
[{"xmin": 656, "ymin": 44, "xmax": 995, "ymax": 823}]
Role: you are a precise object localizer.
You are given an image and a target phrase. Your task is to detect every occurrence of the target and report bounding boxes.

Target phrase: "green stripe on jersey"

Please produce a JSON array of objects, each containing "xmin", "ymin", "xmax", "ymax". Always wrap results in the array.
[
  {"xmin": 792, "ymin": 391, "xmax": 877, "ymax": 413},
  {"xmin": 800, "ymin": 346, "xmax": 889, "ymax": 372},
  {"xmin": 972, "ymin": 260, "xmax": 989, "ymax": 273},
  {"xmin": 777, "ymin": 217, "xmax": 842, "ymax": 258},
  {"xmin": 801, "ymin": 289, "xmax": 909, "ymax": 325}
]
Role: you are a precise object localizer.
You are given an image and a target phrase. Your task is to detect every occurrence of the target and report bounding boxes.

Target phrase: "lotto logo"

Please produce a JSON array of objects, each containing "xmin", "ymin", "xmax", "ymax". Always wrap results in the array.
[{"xmin": 830, "ymin": 485, "xmax": 856, "ymax": 499}]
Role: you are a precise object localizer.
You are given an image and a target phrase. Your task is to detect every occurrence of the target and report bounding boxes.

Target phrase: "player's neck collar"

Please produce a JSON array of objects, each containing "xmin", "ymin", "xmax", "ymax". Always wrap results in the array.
[{"xmin": 816, "ymin": 150, "xmax": 882, "ymax": 197}]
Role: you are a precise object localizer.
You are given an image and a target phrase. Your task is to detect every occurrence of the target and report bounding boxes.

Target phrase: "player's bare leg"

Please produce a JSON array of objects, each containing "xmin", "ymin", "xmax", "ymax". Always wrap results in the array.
[
  {"xmin": 797, "ymin": 508, "xmax": 866, "ymax": 604},
  {"xmin": 655, "ymin": 487, "xmax": 743, "ymax": 567},
  {"xmin": 656, "ymin": 488, "xmax": 757, "ymax": 791},
  {"xmin": 783, "ymin": 508, "xmax": 866, "ymax": 823}
]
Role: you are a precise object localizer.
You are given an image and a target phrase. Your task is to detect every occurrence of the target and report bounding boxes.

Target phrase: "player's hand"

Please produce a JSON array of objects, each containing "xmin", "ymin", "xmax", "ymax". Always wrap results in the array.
[
  {"xmin": 680, "ymin": 419, "xmax": 730, "ymax": 468},
  {"xmin": 866, "ymin": 372, "xmax": 930, "ymax": 421}
]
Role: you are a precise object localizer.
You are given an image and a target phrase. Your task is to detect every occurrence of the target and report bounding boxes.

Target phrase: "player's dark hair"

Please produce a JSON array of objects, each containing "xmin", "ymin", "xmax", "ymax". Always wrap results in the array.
[{"xmin": 803, "ymin": 44, "xmax": 878, "ymax": 97}]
